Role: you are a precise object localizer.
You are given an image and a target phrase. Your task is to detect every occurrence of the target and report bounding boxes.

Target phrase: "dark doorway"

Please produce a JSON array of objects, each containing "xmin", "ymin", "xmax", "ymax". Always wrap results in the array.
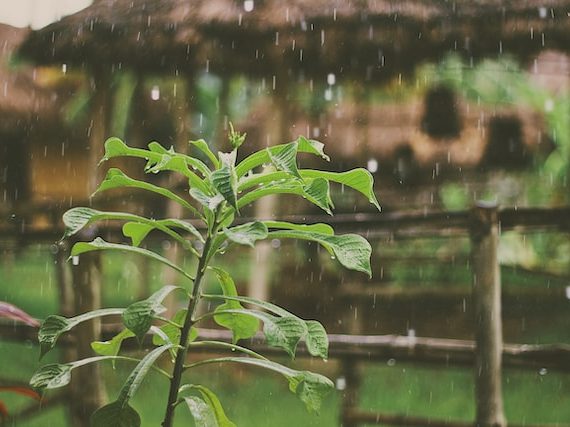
[{"xmin": 421, "ymin": 85, "xmax": 462, "ymax": 139}]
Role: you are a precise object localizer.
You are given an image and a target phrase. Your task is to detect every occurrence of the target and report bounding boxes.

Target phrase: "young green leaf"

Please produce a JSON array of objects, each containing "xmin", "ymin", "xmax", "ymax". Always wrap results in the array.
[
  {"xmin": 91, "ymin": 329, "xmax": 135, "ymax": 357},
  {"xmin": 209, "ymin": 267, "xmax": 259, "ymax": 342},
  {"xmin": 267, "ymin": 142, "xmax": 302, "ymax": 179},
  {"xmin": 222, "ymin": 221, "xmax": 268, "ymax": 247},
  {"xmin": 267, "ymin": 230, "xmax": 372, "ymax": 277},
  {"xmin": 39, "ymin": 309, "xmax": 123, "ymax": 358},
  {"xmin": 90, "ymin": 401, "xmax": 141, "ymax": 427},
  {"xmin": 71, "ymin": 238, "xmax": 195, "ymax": 283},
  {"xmin": 210, "ymin": 166, "xmax": 238, "ymax": 211},
  {"xmin": 181, "ymin": 385, "xmax": 236, "ymax": 427},
  {"xmin": 190, "ymin": 139, "xmax": 219, "ymax": 168},
  {"xmin": 228, "ymin": 122, "xmax": 246, "ymax": 150},
  {"xmin": 235, "ymin": 136, "xmax": 329, "ymax": 177}
]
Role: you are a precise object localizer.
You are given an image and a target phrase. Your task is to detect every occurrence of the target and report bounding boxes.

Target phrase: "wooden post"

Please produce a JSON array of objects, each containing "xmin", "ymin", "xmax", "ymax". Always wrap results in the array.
[
  {"xmin": 470, "ymin": 202, "xmax": 506, "ymax": 427},
  {"xmin": 67, "ymin": 68, "xmax": 110, "ymax": 426}
]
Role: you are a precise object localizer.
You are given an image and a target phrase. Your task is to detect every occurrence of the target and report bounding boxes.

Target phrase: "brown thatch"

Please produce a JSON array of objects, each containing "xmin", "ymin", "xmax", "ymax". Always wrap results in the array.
[
  {"xmin": 17, "ymin": 0, "xmax": 570, "ymax": 82},
  {"xmin": 0, "ymin": 24, "xmax": 61, "ymax": 134}
]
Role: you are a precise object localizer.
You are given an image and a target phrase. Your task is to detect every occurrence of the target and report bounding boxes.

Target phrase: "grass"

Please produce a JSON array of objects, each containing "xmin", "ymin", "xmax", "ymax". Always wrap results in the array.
[{"xmin": 1, "ymin": 243, "xmax": 570, "ymax": 426}]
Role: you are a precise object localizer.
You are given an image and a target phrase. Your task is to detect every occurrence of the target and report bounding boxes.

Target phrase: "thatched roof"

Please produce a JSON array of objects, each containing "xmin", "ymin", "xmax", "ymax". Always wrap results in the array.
[
  {"xmin": 0, "ymin": 24, "xmax": 61, "ymax": 134},
  {"xmin": 17, "ymin": 0, "xmax": 570, "ymax": 82}
]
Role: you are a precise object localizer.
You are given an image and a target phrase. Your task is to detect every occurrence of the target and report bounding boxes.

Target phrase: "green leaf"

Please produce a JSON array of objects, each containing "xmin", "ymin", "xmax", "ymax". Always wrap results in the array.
[
  {"xmin": 91, "ymin": 401, "xmax": 141, "ymax": 427},
  {"xmin": 262, "ymin": 221, "xmax": 334, "ymax": 235},
  {"xmin": 71, "ymin": 238, "xmax": 195, "ymax": 283},
  {"xmin": 211, "ymin": 165, "xmax": 238, "ymax": 211},
  {"xmin": 94, "ymin": 168, "xmax": 200, "ymax": 216},
  {"xmin": 267, "ymin": 142, "xmax": 302, "ymax": 179},
  {"xmin": 209, "ymin": 268, "xmax": 259, "ymax": 343},
  {"xmin": 237, "ymin": 178, "xmax": 332, "ymax": 214},
  {"xmin": 91, "ymin": 329, "xmax": 135, "ymax": 357},
  {"xmin": 185, "ymin": 357, "xmax": 333, "ymax": 413},
  {"xmin": 152, "ymin": 310, "xmax": 198, "ymax": 348},
  {"xmin": 267, "ymin": 230, "xmax": 372, "ymax": 277},
  {"xmin": 30, "ymin": 364, "xmax": 72, "ymax": 390},
  {"xmin": 122, "ymin": 286, "xmax": 181, "ymax": 343},
  {"xmin": 235, "ymin": 136, "xmax": 329, "ymax": 177},
  {"xmin": 288, "ymin": 370, "xmax": 334, "ymax": 414},
  {"xmin": 117, "ymin": 345, "xmax": 172, "ymax": 405},
  {"xmin": 223, "ymin": 221, "xmax": 268, "ymax": 247},
  {"xmin": 189, "ymin": 188, "xmax": 225, "ymax": 211},
  {"xmin": 62, "ymin": 207, "xmax": 202, "ymax": 247},
  {"xmin": 39, "ymin": 309, "xmax": 123, "ymax": 358},
  {"xmin": 184, "ymin": 396, "xmax": 217, "ymax": 427},
  {"xmin": 103, "ymin": 137, "xmax": 210, "ymax": 189},
  {"xmin": 191, "ymin": 139, "xmax": 219, "ymax": 168},
  {"xmin": 261, "ymin": 315, "xmax": 307, "ymax": 358},
  {"xmin": 181, "ymin": 385, "xmax": 236, "ymax": 427},
  {"xmin": 122, "ymin": 222, "xmax": 153, "ymax": 247},
  {"xmin": 305, "ymin": 321, "xmax": 328, "ymax": 360},
  {"xmin": 302, "ymin": 168, "xmax": 380, "ymax": 211}
]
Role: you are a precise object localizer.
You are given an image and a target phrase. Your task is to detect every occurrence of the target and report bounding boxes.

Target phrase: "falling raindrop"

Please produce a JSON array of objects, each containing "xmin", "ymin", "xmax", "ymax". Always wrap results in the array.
[
  {"xmin": 367, "ymin": 158, "xmax": 378, "ymax": 173},
  {"xmin": 335, "ymin": 376, "xmax": 346, "ymax": 390},
  {"xmin": 387, "ymin": 358, "xmax": 396, "ymax": 366},
  {"xmin": 324, "ymin": 87, "xmax": 333, "ymax": 101},
  {"xmin": 538, "ymin": 368, "xmax": 548, "ymax": 376},
  {"xmin": 62, "ymin": 63, "xmax": 67, "ymax": 74},
  {"xmin": 150, "ymin": 85, "xmax": 160, "ymax": 101},
  {"xmin": 244, "ymin": 0, "xmax": 254, "ymax": 12},
  {"xmin": 72, "ymin": 256, "xmax": 80, "ymax": 266},
  {"xmin": 327, "ymin": 73, "xmax": 336, "ymax": 86}
]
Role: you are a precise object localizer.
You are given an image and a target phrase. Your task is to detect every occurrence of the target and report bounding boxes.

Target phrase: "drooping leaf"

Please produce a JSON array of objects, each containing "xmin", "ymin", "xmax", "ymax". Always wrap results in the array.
[
  {"xmin": 29, "ymin": 364, "xmax": 72, "ymax": 391},
  {"xmin": 185, "ymin": 357, "xmax": 333, "ymax": 414},
  {"xmin": 93, "ymin": 168, "xmax": 200, "ymax": 216},
  {"xmin": 116, "ymin": 345, "xmax": 172, "ymax": 405},
  {"xmin": 267, "ymin": 230, "xmax": 372, "ymax": 277},
  {"xmin": 91, "ymin": 329, "xmax": 135, "ymax": 357},
  {"xmin": 288, "ymin": 370, "xmax": 334, "ymax": 413},
  {"xmin": 302, "ymin": 168, "xmax": 380, "ymax": 211},
  {"xmin": 261, "ymin": 315, "xmax": 307, "ymax": 358},
  {"xmin": 71, "ymin": 238, "xmax": 195, "ymax": 283},
  {"xmin": 90, "ymin": 401, "xmax": 141, "ymax": 427},
  {"xmin": 267, "ymin": 142, "xmax": 302, "ymax": 179},
  {"xmin": 222, "ymin": 222, "xmax": 268, "ymax": 247},
  {"xmin": 209, "ymin": 268, "xmax": 259, "ymax": 343},
  {"xmin": 303, "ymin": 178, "xmax": 333, "ymax": 214},
  {"xmin": 305, "ymin": 321, "xmax": 328, "ymax": 360},
  {"xmin": 39, "ymin": 309, "xmax": 123, "ymax": 358},
  {"xmin": 122, "ymin": 286, "xmax": 181, "ymax": 343},
  {"xmin": 181, "ymin": 385, "xmax": 236, "ymax": 427},
  {"xmin": 0, "ymin": 301, "xmax": 39, "ymax": 327},
  {"xmin": 184, "ymin": 396, "xmax": 217, "ymax": 427}
]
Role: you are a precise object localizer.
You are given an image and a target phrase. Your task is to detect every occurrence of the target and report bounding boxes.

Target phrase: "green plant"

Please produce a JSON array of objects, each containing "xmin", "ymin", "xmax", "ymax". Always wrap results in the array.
[{"xmin": 29, "ymin": 130, "xmax": 379, "ymax": 427}]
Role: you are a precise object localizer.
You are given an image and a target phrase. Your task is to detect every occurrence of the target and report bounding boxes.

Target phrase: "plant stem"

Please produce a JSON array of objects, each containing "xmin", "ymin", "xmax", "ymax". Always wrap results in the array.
[{"xmin": 161, "ymin": 234, "xmax": 214, "ymax": 427}]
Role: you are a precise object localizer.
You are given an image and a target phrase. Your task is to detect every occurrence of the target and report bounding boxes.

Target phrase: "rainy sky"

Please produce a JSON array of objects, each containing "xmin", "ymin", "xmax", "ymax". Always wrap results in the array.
[{"xmin": 0, "ymin": 0, "xmax": 91, "ymax": 29}]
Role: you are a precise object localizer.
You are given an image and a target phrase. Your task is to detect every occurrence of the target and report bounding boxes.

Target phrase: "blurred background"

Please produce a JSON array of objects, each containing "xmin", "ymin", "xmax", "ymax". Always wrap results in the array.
[{"xmin": 1, "ymin": 1, "xmax": 570, "ymax": 426}]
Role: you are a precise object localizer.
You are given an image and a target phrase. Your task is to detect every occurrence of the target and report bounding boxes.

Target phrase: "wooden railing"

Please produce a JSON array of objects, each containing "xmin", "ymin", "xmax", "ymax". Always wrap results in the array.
[{"xmin": 2, "ymin": 203, "xmax": 570, "ymax": 426}]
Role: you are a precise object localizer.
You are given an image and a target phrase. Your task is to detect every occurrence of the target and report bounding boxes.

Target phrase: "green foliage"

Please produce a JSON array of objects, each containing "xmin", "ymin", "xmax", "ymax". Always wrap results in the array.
[{"xmin": 31, "ymin": 131, "xmax": 377, "ymax": 426}]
